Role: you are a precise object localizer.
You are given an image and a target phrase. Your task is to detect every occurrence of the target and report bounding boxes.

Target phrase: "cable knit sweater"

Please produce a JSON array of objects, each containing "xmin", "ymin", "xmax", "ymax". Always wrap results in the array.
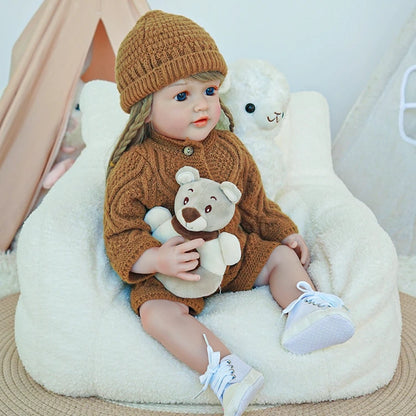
[{"xmin": 104, "ymin": 129, "xmax": 298, "ymax": 314}]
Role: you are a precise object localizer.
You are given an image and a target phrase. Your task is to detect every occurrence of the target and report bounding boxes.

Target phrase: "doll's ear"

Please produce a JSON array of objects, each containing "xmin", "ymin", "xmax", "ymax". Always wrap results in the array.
[
  {"xmin": 220, "ymin": 181, "xmax": 241, "ymax": 204},
  {"xmin": 219, "ymin": 71, "xmax": 231, "ymax": 94},
  {"xmin": 175, "ymin": 166, "xmax": 200, "ymax": 185}
]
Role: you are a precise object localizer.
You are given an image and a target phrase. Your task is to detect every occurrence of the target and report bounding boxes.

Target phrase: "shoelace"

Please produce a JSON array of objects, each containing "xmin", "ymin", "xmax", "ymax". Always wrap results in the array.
[
  {"xmin": 282, "ymin": 281, "xmax": 345, "ymax": 315},
  {"xmin": 193, "ymin": 334, "xmax": 235, "ymax": 401}
]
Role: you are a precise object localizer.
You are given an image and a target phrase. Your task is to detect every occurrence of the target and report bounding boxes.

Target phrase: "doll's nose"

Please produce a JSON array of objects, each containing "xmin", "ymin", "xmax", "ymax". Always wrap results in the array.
[{"xmin": 194, "ymin": 96, "xmax": 208, "ymax": 111}]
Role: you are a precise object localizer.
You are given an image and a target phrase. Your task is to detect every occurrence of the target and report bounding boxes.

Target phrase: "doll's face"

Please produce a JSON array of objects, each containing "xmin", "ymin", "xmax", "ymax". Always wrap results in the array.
[{"xmin": 148, "ymin": 77, "xmax": 222, "ymax": 141}]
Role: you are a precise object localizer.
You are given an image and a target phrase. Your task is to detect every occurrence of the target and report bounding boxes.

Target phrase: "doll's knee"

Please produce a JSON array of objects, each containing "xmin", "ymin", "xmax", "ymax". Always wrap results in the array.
[
  {"xmin": 269, "ymin": 244, "xmax": 300, "ymax": 267},
  {"xmin": 255, "ymin": 244, "xmax": 300, "ymax": 286},
  {"xmin": 140, "ymin": 299, "xmax": 189, "ymax": 335}
]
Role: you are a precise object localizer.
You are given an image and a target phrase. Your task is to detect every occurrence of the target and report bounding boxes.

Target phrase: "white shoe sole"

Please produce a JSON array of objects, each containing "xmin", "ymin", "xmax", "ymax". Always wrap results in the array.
[
  {"xmin": 282, "ymin": 308, "xmax": 355, "ymax": 354},
  {"xmin": 222, "ymin": 369, "xmax": 264, "ymax": 416}
]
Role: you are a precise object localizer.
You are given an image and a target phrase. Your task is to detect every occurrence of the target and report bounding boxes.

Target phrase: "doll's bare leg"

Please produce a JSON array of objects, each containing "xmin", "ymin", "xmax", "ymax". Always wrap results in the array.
[
  {"xmin": 140, "ymin": 299, "xmax": 229, "ymax": 373},
  {"xmin": 255, "ymin": 244, "xmax": 354, "ymax": 354},
  {"xmin": 254, "ymin": 244, "xmax": 314, "ymax": 308},
  {"xmin": 140, "ymin": 299, "xmax": 264, "ymax": 414}
]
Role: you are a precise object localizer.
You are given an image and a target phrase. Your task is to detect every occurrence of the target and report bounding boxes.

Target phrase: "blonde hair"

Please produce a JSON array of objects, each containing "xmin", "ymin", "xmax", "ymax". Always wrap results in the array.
[{"xmin": 106, "ymin": 71, "xmax": 234, "ymax": 178}]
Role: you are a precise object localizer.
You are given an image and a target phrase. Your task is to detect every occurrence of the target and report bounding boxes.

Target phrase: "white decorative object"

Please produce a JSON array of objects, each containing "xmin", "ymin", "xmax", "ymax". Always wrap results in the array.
[{"xmin": 220, "ymin": 59, "xmax": 290, "ymax": 199}]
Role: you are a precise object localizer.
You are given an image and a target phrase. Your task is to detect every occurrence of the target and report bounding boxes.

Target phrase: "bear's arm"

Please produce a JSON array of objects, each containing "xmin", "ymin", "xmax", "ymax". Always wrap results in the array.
[{"xmin": 218, "ymin": 232, "xmax": 241, "ymax": 265}]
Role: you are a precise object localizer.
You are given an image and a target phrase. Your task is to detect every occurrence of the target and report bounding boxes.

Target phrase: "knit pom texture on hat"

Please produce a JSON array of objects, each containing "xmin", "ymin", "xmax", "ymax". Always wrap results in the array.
[{"xmin": 116, "ymin": 10, "xmax": 228, "ymax": 113}]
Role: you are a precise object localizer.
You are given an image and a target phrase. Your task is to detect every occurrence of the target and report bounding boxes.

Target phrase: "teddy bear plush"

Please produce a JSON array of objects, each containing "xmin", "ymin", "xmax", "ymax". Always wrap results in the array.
[
  {"xmin": 144, "ymin": 166, "xmax": 242, "ymax": 298},
  {"xmin": 219, "ymin": 59, "xmax": 290, "ymax": 199}
]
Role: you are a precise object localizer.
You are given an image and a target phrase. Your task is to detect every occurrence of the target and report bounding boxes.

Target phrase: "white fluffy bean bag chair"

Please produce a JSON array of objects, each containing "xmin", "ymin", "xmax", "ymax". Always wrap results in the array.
[{"xmin": 15, "ymin": 80, "xmax": 400, "ymax": 406}]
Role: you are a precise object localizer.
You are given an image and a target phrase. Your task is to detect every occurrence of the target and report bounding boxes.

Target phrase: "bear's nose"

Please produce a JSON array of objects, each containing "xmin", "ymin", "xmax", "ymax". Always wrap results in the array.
[{"xmin": 182, "ymin": 207, "xmax": 201, "ymax": 223}]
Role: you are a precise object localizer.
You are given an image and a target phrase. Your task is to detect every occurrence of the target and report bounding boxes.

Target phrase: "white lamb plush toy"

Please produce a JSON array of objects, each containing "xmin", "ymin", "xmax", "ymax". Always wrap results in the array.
[
  {"xmin": 220, "ymin": 59, "xmax": 290, "ymax": 199},
  {"xmin": 144, "ymin": 166, "xmax": 242, "ymax": 299}
]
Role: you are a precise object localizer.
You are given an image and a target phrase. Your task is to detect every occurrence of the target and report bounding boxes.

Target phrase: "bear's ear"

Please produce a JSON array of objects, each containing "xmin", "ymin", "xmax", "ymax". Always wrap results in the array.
[
  {"xmin": 220, "ymin": 181, "xmax": 241, "ymax": 204},
  {"xmin": 175, "ymin": 166, "xmax": 200, "ymax": 185},
  {"xmin": 219, "ymin": 71, "xmax": 231, "ymax": 95}
]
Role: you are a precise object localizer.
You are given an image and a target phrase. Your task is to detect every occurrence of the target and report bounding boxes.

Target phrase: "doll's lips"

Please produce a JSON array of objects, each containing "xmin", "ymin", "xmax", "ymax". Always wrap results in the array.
[{"xmin": 193, "ymin": 117, "xmax": 209, "ymax": 127}]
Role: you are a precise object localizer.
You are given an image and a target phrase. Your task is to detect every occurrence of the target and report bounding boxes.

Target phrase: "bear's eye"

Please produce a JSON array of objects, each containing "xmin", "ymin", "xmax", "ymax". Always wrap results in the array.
[
  {"xmin": 184, "ymin": 197, "xmax": 189, "ymax": 205},
  {"xmin": 245, "ymin": 103, "xmax": 255, "ymax": 113},
  {"xmin": 205, "ymin": 205, "xmax": 212, "ymax": 213}
]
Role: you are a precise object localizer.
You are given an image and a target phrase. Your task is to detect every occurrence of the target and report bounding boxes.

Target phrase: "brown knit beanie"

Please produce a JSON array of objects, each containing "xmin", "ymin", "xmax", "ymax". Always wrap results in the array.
[{"xmin": 115, "ymin": 10, "xmax": 228, "ymax": 113}]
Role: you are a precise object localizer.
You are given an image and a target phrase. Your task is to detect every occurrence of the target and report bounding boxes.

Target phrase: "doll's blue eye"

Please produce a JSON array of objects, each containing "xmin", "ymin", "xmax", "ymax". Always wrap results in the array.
[
  {"xmin": 205, "ymin": 87, "xmax": 215, "ymax": 96},
  {"xmin": 175, "ymin": 92, "xmax": 187, "ymax": 101},
  {"xmin": 245, "ymin": 103, "xmax": 256, "ymax": 113}
]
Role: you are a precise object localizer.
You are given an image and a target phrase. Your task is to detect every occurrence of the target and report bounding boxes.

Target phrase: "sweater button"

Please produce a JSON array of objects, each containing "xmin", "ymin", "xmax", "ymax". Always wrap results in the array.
[{"xmin": 183, "ymin": 146, "xmax": 194, "ymax": 156}]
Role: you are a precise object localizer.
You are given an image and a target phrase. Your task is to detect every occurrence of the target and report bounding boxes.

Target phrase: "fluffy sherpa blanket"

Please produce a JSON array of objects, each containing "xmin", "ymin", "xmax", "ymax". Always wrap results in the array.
[{"xmin": 15, "ymin": 81, "xmax": 400, "ymax": 406}]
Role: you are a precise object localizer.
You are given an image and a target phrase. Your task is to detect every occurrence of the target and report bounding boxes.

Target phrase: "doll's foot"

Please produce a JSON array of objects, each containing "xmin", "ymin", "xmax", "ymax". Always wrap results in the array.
[
  {"xmin": 196, "ymin": 335, "xmax": 264, "ymax": 416},
  {"xmin": 281, "ymin": 282, "xmax": 354, "ymax": 354},
  {"xmin": 221, "ymin": 358, "xmax": 264, "ymax": 416}
]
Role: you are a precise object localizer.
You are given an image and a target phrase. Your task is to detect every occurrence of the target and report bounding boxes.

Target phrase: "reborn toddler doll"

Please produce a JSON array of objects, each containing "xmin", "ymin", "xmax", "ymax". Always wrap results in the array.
[{"xmin": 103, "ymin": 10, "xmax": 354, "ymax": 416}]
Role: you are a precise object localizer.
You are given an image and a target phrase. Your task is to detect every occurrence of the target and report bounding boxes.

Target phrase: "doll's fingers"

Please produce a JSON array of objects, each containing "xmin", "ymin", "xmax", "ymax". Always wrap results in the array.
[
  {"xmin": 299, "ymin": 248, "xmax": 305, "ymax": 262},
  {"xmin": 165, "ymin": 236, "xmax": 185, "ymax": 247},
  {"xmin": 181, "ymin": 251, "xmax": 200, "ymax": 262},
  {"xmin": 283, "ymin": 239, "xmax": 297, "ymax": 249},
  {"xmin": 176, "ymin": 258, "xmax": 199, "ymax": 272},
  {"xmin": 185, "ymin": 259, "xmax": 200, "ymax": 271},
  {"xmin": 176, "ymin": 271, "xmax": 201, "ymax": 281},
  {"xmin": 300, "ymin": 248, "xmax": 310, "ymax": 268},
  {"xmin": 180, "ymin": 238, "xmax": 205, "ymax": 252},
  {"xmin": 306, "ymin": 253, "xmax": 311, "ymax": 267}
]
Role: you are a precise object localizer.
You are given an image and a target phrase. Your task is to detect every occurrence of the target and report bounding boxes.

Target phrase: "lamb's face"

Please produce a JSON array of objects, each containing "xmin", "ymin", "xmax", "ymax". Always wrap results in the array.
[
  {"xmin": 220, "ymin": 59, "xmax": 290, "ymax": 139},
  {"xmin": 174, "ymin": 178, "xmax": 237, "ymax": 232}
]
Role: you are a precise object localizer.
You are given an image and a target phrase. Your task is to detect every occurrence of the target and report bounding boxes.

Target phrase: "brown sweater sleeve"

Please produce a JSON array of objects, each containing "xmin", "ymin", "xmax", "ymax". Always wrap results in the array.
[
  {"xmin": 103, "ymin": 155, "xmax": 161, "ymax": 284},
  {"xmin": 238, "ymin": 147, "xmax": 298, "ymax": 242}
]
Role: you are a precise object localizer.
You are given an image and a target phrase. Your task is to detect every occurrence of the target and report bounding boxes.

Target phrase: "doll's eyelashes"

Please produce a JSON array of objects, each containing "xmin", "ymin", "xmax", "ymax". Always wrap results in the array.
[{"xmin": 245, "ymin": 103, "xmax": 256, "ymax": 113}]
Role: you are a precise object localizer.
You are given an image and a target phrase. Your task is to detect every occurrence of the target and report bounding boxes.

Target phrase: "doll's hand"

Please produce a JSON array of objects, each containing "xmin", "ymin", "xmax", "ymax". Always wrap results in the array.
[
  {"xmin": 282, "ymin": 233, "xmax": 310, "ymax": 269},
  {"xmin": 131, "ymin": 236, "xmax": 204, "ymax": 280},
  {"xmin": 155, "ymin": 236, "xmax": 204, "ymax": 281}
]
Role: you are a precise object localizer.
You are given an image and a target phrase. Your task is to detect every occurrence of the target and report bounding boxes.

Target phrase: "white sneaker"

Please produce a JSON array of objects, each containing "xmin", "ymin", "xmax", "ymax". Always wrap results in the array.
[
  {"xmin": 221, "ymin": 356, "xmax": 264, "ymax": 416},
  {"xmin": 196, "ymin": 335, "xmax": 264, "ymax": 416},
  {"xmin": 281, "ymin": 282, "xmax": 355, "ymax": 354}
]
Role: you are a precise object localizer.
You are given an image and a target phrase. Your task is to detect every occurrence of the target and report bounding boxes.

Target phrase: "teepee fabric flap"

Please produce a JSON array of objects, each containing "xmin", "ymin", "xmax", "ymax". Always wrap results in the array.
[{"xmin": 0, "ymin": 0, "xmax": 150, "ymax": 250}]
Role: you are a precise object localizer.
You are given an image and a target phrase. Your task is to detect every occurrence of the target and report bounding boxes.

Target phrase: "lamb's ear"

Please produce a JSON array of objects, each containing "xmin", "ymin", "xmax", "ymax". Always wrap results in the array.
[
  {"xmin": 220, "ymin": 181, "xmax": 241, "ymax": 204},
  {"xmin": 175, "ymin": 166, "xmax": 200, "ymax": 185},
  {"xmin": 219, "ymin": 71, "xmax": 231, "ymax": 95}
]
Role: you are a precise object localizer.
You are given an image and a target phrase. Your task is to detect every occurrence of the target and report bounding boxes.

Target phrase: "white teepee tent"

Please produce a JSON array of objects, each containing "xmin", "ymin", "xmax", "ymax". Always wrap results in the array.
[
  {"xmin": 333, "ymin": 7, "xmax": 416, "ymax": 256},
  {"xmin": 0, "ymin": 0, "xmax": 150, "ymax": 250}
]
